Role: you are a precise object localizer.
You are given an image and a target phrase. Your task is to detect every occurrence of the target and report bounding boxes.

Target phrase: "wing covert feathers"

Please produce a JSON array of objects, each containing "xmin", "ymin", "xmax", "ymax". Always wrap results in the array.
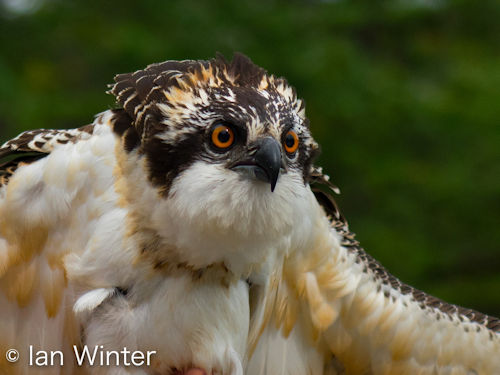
[
  {"xmin": 310, "ymin": 168, "xmax": 500, "ymax": 332},
  {"xmin": 248, "ymin": 168, "xmax": 500, "ymax": 374},
  {"xmin": 0, "ymin": 124, "xmax": 95, "ymax": 188},
  {"xmin": 0, "ymin": 113, "xmax": 116, "ymax": 374}
]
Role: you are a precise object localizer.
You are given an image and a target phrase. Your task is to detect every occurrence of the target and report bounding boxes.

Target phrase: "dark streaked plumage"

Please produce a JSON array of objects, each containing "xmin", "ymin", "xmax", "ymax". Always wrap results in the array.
[
  {"xmin": 312, "ymin": 174, "xmax": 500, "ymax": 333},
  {"xmin": 0, "ymin": 125, "xmax": 95, "ymax": 188},
  {"xmin": 0, "ymin": 54, "xmax": 498, "ymax": 375},
  {"xmin": 109, "ymin": 53, "xmax": 318, "ymax": 196}
]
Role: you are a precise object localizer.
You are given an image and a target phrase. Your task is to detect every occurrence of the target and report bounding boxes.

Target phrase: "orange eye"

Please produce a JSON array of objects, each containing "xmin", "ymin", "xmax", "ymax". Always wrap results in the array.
[
  {"xmin": 283, "ymin": 130, "xmax": 299, "ymax": 154},
  {"xmin": 211, "ymin": 124, "xmax": 235, "ymax": 149}
]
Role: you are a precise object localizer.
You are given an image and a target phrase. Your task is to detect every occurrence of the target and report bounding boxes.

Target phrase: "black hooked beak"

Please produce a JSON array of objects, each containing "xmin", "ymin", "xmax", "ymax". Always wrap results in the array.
[{"xmin": 230, "ymin": 137, "xmax": 282, "ymax": 192}]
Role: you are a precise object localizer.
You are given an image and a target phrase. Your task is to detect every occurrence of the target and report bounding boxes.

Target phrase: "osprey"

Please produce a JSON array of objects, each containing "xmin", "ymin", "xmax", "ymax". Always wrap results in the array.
[{"xmin": 0, "ymin": 54, "xmax": 498, "ymax": 375}]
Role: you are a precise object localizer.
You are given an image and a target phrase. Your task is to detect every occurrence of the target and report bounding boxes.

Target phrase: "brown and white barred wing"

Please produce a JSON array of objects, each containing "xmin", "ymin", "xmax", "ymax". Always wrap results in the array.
[
  {"xmin": 0, "ymin": 124, "xmax": 95, "ymax": 155},
  {"xmin": 320, "ymin": 185, "xmax": 500, "ymax": 374},
  {"xmin": 322, "ymin": 244, "xmax": 500, "ymax": 374},
  {"xmin": 0, "ymin": 114, "xmax": 120, "ymax": 375},
  {"xmin": 248, "ymin": 170, "xmax": 500, "ymax": 375},
  {"xmin": 0, "ymin": 124, "xmax": 95, "ymax": 188}
]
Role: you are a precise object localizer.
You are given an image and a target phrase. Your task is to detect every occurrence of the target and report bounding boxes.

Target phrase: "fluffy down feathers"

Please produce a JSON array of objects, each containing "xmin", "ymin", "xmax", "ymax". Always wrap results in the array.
[{"xmin": 0, "ymin": 54, "xmax": 498, "ymax": 375}]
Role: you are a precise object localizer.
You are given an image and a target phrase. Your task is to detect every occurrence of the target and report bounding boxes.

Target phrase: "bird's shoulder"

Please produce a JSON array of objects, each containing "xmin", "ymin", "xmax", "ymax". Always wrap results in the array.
[
  {"xmin": 248, "ymin": 166, "xmax": 500, "ymax": 375},
  {"xmin": 0, "ymin": 120, "xmax": 99, "ymax": 188},
  {"xmin": 311, "ymin": 168, "xmax": 500, "ymax": 332},
  {"xmin": 297, "ymin": 167, "xmax": 500, "ymax": 373},
  {"xmin": 0, "ymin": 111, "xmax": 137, "ymax": 374}
]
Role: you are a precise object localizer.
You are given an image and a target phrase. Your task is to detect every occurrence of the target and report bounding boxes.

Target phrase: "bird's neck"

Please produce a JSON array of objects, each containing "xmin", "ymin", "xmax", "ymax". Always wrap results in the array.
[{"xmin": 114, "ymin": 148, "xmax": 307, "ymax": 282}]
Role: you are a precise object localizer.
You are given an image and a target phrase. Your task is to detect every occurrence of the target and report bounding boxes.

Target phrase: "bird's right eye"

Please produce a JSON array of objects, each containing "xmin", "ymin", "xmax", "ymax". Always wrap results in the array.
[{"xmin": 211, "ymin": 124, "xmax": 235, "ymax": 150}]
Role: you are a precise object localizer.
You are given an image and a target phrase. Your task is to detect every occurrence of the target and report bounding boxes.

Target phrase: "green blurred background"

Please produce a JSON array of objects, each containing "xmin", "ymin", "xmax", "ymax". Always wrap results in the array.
[{"xmin": 1, "ymin": 0, "xmax": 499, "ymax": 315}]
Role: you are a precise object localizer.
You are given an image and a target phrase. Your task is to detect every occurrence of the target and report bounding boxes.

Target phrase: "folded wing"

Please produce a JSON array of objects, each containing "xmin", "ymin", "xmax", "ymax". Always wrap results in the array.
[
  {"xmin": 0, "ymin": 115, "xmax": 121, "ymax": 374},
  {"xmin": 247, "ymin": 167, "xmax": 500, "ymax": 375}
]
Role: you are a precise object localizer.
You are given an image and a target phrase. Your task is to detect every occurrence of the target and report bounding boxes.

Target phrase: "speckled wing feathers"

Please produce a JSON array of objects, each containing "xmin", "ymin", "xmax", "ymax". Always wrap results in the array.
[
  {"xmin": 0, "ymin": 125, "xmax": 95, "ymax": 188},
  {"xmin": 311, "ymin": 168, "xmax": 500, "ymax": 334},
  {"xmin": 2, "ymin": 55, "xmax": 499, "ymax": 375},
  {"xmin": 249, "ymin": 168, "xmax": 500, "ymax": 374}
]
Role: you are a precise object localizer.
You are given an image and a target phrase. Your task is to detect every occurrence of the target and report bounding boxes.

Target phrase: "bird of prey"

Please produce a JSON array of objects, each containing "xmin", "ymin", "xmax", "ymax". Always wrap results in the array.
[{"xmin": 0, "ymin": 54, "xmax": 498, "ymax": 375}]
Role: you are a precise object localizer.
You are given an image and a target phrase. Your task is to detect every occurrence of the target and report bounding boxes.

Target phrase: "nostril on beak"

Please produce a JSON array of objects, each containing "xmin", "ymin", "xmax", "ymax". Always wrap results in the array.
[{"xmin": 230, "ymin": 137, "xmax": 282, "ymax": 192}]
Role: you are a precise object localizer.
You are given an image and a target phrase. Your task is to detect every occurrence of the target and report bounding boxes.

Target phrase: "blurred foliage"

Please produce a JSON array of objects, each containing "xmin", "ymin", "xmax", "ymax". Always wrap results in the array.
[{"xmin": 1, "ymin": 0, "xmax": 499, "ymax": 315}]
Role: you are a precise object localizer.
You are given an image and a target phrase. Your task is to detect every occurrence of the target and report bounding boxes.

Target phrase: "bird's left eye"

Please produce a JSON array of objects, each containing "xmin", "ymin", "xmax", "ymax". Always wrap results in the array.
[
  {"xmin": 211, "ymin": 124, "xmax": 235, "ymax": 150},
  {"xmin": 283, "ymin": 130, "xmax": 299, "ymax": 155}
]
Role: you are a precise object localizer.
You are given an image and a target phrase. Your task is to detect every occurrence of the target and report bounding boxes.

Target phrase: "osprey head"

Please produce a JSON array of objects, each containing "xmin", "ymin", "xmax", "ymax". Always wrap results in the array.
[{"xmin": 110, "ymin": 54, "xmax": 320, "ymax": 273}]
